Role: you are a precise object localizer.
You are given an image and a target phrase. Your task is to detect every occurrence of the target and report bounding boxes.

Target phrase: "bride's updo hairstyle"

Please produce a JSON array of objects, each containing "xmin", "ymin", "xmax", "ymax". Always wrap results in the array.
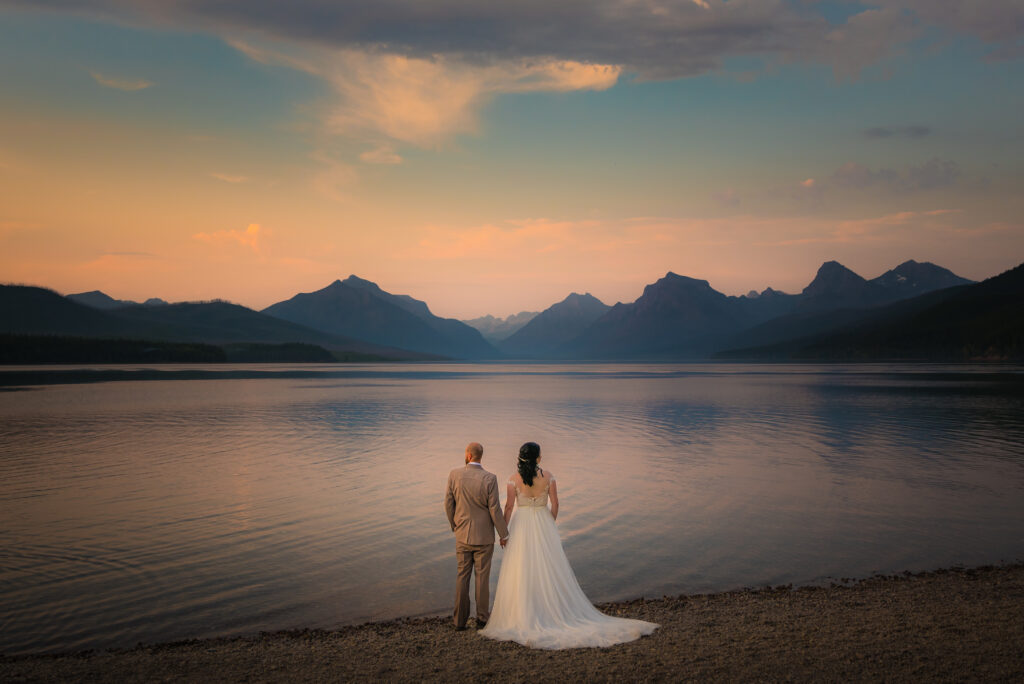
[{"xmin": 517, "ymin": 442, "xmax": 541, "ymax": 486}]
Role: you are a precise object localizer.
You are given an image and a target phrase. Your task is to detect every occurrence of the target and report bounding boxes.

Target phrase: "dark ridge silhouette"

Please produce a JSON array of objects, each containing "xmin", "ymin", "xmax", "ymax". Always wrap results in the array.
[
  {"xmin": 555, "ymin": 274, "xmax": 798, "ymax": 359},
  {"xmin": 869, "ymin": 259, "xmax": 972, "ymax": 297},
  {"xmin": 799, "ymin": 261, "xmax": 887, "ymax": 311},
  {"xmin": 1, "ymin": 285, "xmax": 142, "ymax": 338},
  {"xmin": 715, "ymin": 260, "xmax": 976, "ymax": 355},
  {"xmin": 500, "ymin": 293, "xmax": 609, "ymax": 358},
  {"xmin": 0, "ymin": 285, "xmax": 424, "ymax": 361},
  {"xmin": 262, "ymin": 276, "xmax": 497, "ymax": 359},
  {"xmin": 2, "ymin": 258, "xmax": 985, "ymax": 363},
  {"xmin": 0, "ymin": 334, "xmax": 226, "ymax": 363},
  {"xmin": 717, "ymin": 262, "xmax": 1023, "ymax": 361},
  {"xmin": 67, "ymin": 290, "xmax": 136, "ymax": 309},
  {"xmin": 67, "ymin": 290, "xmax": 170, "ymax": 309},
  {"xmin": 561, "ymin": 273, "xmax": 745, "ymax": 359}
]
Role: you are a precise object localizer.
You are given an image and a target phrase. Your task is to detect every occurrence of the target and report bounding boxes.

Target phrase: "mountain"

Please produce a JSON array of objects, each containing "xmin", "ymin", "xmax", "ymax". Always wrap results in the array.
[
  {"xmin": 562, "ymin": 274, "xmax": 749, "ymax": 359},
  {"xmin": 716, "ymin": 260, "xmax": 974, "ymax": 354},
  {"xmin": 869, "ymin": 259, "xmax": 973, "ymax": 299},
  {"xmin": 718, "ymin": 262, "xmax": 1023, "ymax": 361},
  {"xmin": 67, "ymin": 290, "xmax": 169, "ymax": 309},
  {"xmin": 499, "ymin": 293, "xmax": 609, "ymax": 358},
  {"xmin": 109, "ymin": 300, "xmax": 396, "ymax": 353},
  {"xmin": 462, "ymin": 311, "xmax": 539, "ymax": 343},
  {"xmin": 798, "ymin": 261, "xmax": 888, "ymax": 311},
  {"xmin": 2, "ymin": 286, "xmax": 143, "ymax": 337},
  {"xmin": 798, "ymin": 259, "xmax": 974, "ymax": 313},
  {"xmin": 0, "ymin": 285, "xmax": 418, "ymax": 360},
  {"xmin": 262, "ymin": 276, "xmax": 497, "ymax": 359},
  {"xmin": 67, "ymin": 290, "xmax": 137, "ymax": 310},
  {"xmin": 558, "ymin": 260, "xmax": 972, "ymax": 360}
]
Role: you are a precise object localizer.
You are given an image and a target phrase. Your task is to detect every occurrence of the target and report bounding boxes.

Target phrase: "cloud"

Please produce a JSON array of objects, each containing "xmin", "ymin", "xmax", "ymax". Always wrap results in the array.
[
  {"xmin": 193, "ymin": 223, "xmax": 267, "ymax": 253},
  {"xmin": 210, "ymin": 173, "xmax": 248, "ymax": 183},
  {"xmin": 89, "ymin": 71, "xmax": 153, "ymax": 91},
  {"xmin": 314, "ymin": 49, "xmax": 619, "ymax": 147},
  {"xmin": 30, "ymin": 0, "xmax": 1019, "ymax": 84},
  {"xmin": 830, "ymin": 158, "xmax": 961, "ymax": 192},
  {"xmin": 359, "ymin": 145, "xmax": 403, "ymax": 165},
  {"xmin": 864, "ymin": 125, "xmax": 931, "ymax": 139},
  {"xmin": 889, "ymin": 0, "xmax": 1024, "ymax": 59},
  {"xmin": 224, "ymin": 38, "xmax": 620, "ymax": 147}
]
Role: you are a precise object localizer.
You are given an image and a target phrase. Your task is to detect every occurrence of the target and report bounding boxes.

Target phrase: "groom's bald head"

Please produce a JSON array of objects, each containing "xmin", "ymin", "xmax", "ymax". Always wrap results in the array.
[{"xmin": 465, "ymin": 442, "xmax": 483, "ymax": 463}]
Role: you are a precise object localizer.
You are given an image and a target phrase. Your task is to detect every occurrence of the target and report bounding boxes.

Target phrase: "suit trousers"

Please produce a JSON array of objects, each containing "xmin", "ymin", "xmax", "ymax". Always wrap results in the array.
[{"xmin": 454, "ymin": 541, "xmax": 494, "ymax": 627}]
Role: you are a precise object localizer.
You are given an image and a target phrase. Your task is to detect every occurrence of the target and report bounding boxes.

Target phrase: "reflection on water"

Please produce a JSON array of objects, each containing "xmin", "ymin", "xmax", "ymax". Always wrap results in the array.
[{"xmin": 1, "ymin": 363, "xmax": 1023, "ymax": 654}]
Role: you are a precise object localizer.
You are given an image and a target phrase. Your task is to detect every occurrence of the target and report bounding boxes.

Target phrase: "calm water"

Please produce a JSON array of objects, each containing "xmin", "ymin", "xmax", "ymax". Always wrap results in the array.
[{"xmin": 1, "ymin": 363, "xmax": 1023, "ymax": 655}]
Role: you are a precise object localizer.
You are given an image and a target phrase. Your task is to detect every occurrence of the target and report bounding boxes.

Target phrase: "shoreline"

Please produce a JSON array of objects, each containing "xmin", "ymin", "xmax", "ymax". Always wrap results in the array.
[{"xmin": 4, "ymin": 563, "xmax": 1023, "ymax": 682}]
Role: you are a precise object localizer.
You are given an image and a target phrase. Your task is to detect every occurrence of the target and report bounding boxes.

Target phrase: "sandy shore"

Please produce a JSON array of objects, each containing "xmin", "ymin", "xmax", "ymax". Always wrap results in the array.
[{"xmin": 3, "ymin": 564, "xmax": 1023, "ymax": 682}]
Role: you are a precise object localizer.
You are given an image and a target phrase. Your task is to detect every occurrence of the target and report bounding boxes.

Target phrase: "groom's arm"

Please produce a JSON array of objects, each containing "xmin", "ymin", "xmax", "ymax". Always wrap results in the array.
[
  {"xmin": 486, "ymin": 475, "xmax": 510, "ymax": 541},
  {"xmin": 444, "ymin": 471, "xmax": 456, "ymax": 532}
]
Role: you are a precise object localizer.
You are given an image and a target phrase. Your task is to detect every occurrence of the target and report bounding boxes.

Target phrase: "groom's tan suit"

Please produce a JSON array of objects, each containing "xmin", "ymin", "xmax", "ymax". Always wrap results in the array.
[{"xmin": 445, "ymin": 462, "xmax": 510, "ymax": 628}]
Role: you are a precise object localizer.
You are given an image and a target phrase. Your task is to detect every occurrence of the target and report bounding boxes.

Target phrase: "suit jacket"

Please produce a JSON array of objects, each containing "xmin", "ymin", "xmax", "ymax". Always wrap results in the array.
[{"xmin": 445, "ymin": 464, "xmax": 510, "ymax": 545}]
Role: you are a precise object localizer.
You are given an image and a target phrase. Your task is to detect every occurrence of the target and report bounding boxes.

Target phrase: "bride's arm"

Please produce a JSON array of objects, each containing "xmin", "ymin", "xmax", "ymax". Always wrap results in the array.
[
  {"xmin": 503, "ymin": 481, "xmax": 516, "ymax": 525},
  {"xmin": 549, "ymin": 479, "xmax": 558, "ymax": 520}
]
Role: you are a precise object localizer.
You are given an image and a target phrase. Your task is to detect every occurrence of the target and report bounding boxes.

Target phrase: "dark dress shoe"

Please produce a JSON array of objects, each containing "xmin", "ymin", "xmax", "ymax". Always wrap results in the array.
[
  {"xmin": 476, "ymin": 620, "xmax": 487, "ymax": 629},
  {"xmin": 454, "ymin": 624, "xmax": 467, "ymax": 631}
]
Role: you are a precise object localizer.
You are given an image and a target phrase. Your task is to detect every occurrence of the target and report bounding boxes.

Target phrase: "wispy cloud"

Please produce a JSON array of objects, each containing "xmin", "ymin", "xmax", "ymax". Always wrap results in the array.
[
  {"xmin": 359, "ymin": 145, "xmax": 403, "ymax": 165},
  {"xmin": 210, "ymin": 173, "xmax": 248, "ymax": 183},
  {"xmin": 89, "ymin": 71, "xmax": 153, "ymax": 91},
  {"xmin": 193, "ymin": 223, "xmax": 268, "ymax": 253},
  {"xmin": 224, "ymin": 38, "xmax": 621, "ymax": 147}
]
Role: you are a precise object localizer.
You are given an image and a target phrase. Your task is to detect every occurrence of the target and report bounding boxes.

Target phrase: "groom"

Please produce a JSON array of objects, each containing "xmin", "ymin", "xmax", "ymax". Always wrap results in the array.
[{"xmin": 444, "ymin": 442, "xmax": 510, "ymax": 630}]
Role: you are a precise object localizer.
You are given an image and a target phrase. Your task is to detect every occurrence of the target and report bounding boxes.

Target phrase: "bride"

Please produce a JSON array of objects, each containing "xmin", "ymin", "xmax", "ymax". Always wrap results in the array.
[{"xmin": 479, "ymin": 442, "xmax": 658, "ymax": 649}]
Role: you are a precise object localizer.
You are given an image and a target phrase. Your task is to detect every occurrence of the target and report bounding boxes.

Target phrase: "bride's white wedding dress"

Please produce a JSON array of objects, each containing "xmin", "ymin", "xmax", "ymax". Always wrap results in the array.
[{"xmin": 479, "ymin": 475, "xmax": 658, "ymax": 649}]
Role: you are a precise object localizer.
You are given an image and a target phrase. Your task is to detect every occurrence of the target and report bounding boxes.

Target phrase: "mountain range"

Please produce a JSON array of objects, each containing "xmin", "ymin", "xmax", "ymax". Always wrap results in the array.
[
  {"xmin": 67, "ymin": 290, "xmax": 169, "ymax": 309},
  {"xmin": 3, "ymin": 259, "xmax": 1019, "ymax": 362},
  {"xmin": 0, "ymin": 285, "xmax": 421, "ymax": 361},
  {"xmin": 261, "ymin": 275, "xmax": 496, "ymax": 359},
  {"xmin": 462, "ymin": 311, "xmax": 539, "ymax": 343},
  {"xmin": 499, "ymin": 293, "xmax": 610, "ymax": 358},
  {"xmin": 718, "ymin": 262, "xmax": 1024, "ymax": 361}
]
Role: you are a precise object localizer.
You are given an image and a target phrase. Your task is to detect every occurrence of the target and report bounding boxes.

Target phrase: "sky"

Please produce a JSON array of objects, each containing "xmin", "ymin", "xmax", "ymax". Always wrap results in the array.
[{"xmin": 0, "ymin": 1, "xmax": 1021, "ymax": 319}]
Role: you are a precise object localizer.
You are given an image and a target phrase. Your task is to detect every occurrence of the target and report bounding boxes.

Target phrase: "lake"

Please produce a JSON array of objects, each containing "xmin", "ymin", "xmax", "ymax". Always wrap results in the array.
[{"xmin": 1, "ymin": 363, "xmax": 1023, "ymax": 655}]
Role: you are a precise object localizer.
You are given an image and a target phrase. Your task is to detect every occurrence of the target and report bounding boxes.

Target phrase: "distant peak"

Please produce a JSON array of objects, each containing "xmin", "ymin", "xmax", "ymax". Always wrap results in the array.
[
  {"xmin": 342, "ymin": 274, "xmax": 379, "ymax": 288},
  {"xmin": 563, "ymin": 292, "xmax": 600, "ymax": 302},
  {"xmin": 553, "ymin": 291, "xmax": 608, "ymax": 310},
  {"xmin": 817, "ymin": 260, "xmax": 852, "ymax": 273},
  {"xmin": 654, "ymin": 272, "xmax": 711, "ymax": 289}
]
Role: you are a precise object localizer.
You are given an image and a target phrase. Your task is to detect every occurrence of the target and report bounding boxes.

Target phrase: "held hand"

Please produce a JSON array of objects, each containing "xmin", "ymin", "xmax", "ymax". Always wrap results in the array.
[{"xmin": 499, "ymin": 537, "xmax": 507, "ymax": 548}]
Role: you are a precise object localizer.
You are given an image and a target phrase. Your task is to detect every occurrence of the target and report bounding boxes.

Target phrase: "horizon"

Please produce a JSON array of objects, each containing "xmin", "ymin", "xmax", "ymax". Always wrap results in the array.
[
  {"xmin": 1, "ymin": 2, "xmax": 1021, "ymax": 319},
  {"xmin": 8, "ymin": 256, "xmax": 1005, "ymax": 321}
]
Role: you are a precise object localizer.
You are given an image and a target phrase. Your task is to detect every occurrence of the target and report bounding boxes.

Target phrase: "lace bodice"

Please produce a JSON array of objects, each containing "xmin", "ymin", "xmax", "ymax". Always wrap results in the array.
[{"xmin": 509, "ymin": 474, "xmax": 555, "ymax": 508}]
